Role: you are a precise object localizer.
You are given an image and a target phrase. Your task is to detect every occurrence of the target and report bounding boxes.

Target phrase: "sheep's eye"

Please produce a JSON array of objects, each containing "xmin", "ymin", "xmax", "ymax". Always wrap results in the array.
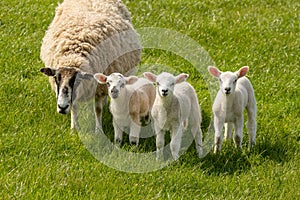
[
  {"xmin": 106, "ymin": 82, "xmax": 110, "ymax": 87},
  {"xmin": 170, "ymin": 83, "xmax": 175, "ymax": 86},
  {"xmin": 156, "ymin": 82, "xmax": 160, "ymax": 86},
  {"xmin": 219, "ymin": 79, "xmax": 223, "ymax": 83},
  {"xmin": 234, "ymin": 79, "xmax": 237, "ymax": 83}
]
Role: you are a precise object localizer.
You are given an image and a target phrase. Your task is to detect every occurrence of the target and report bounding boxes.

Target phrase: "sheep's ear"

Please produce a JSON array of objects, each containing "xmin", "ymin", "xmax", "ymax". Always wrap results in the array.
[
  {"xmin": 236, "ymin": 66, "xmax": 249, "ymax": 78},
  {"xmin": 125, "ymin": 76, "xmax": 138, "ymax": 85},
  {"xmin": 77, "ymin": 71, "xmax": 94, "ymax": 80},
  {"xmin": 175, "ymin": 73, "xmax": 189, "ymax": 84},
  {"xmin": 208, "ymin": 66, "xmax": 221, "ymax": 78},
  {"xmin": 143, "ymin": 72, "xmax": 157, "ymax": 83},
  {"xmin": 94, "ymin": 73, "xmax": 107, "ymax": 84},
  {"xmin": 40, "ymin": 67, "xmax": 56, "ymax": 77}
]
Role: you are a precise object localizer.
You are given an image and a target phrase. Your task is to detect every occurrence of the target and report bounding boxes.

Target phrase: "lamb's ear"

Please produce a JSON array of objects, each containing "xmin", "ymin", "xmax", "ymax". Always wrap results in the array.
[
  {"xmin": 208, "ymin": 66, "xmax": 221, "ymax": 78},
  {"xmin": 175, "ymin": 73, "xmax": 189, "ymax": 84},
  {"xmin": 94, "ymin": 73, "xmax": 107, "ymax": 84},
  {"xmin": 125, "ymin": 76, "xmax": 138, "ymax": 85},
  {"xmin": 143, "ymin": 72, "xmax": 157, "ymax": 83},
  {"xmin": 40, "ymin": 67, "xmax": 56, "ymax": 77},
  {"xmin": 77, "ymin": 71, "xmax": 94, "ymax": 80},
  {"xmin": 236, "ymin": 66, "xmax": 249, "ymax": 78}
]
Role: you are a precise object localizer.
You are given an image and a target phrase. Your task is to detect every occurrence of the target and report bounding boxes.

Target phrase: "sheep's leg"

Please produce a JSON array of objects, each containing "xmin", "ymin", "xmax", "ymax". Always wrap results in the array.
[
  {"xmin": 71, "ymin": 104, "xmax": 79, "ymax": 130},
  {"xmin": 214, "ymin": 115, "xmax": 224, "ymax": 154},
  {"xmin": 129, "ymin": 113, "xmax": 141, "ymax": 146},
  {"xmin": 192, "ymin": 125, "xmax": 203, "ymax": 157},
  {"xmin": 233, "ymin": 117, "xmax": 244, "ymax": 150},
  {"xmin": 94, "ymin": 87, "xmax": 107, "ymax": 133},
  {"xmin": 247, "ymin": 107, "xmax": 257, "ymax": 149},
  {"xmin": 113, "ymin": 120, "xmax": 123, "ymax": 146},
  {"xmin": 156, "ymin": 130, "xmax": 165, "ymax": 161},
  {"xmin": 224, "ymin": 122, "xmax": 233, "ymax": 141},
  {"xmin": 170, "ymin": 125, "xmax": 183, "ymax": 160}
]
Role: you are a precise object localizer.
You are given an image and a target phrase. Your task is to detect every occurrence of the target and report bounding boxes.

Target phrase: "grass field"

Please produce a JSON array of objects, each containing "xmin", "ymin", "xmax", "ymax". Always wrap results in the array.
[{"xmin": 1, "ymin": 0, "xmax": 299, "ymax": 199}]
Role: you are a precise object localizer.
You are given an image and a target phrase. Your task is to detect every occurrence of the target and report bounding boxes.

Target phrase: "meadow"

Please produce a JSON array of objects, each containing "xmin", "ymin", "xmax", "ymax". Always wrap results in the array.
[{"xmin": 0, "ymin": 0, "xmax": 299, "ymax": 199}]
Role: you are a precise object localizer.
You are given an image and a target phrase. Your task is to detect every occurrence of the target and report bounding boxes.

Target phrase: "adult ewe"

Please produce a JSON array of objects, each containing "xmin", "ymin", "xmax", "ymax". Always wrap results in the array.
[
  {"xmin": 40, "ymin": 0, "xmax": 141, "ymax": 130},
  {"xmin": 208, "ymin": 66, "xmax": 257, "ymax": 153}
]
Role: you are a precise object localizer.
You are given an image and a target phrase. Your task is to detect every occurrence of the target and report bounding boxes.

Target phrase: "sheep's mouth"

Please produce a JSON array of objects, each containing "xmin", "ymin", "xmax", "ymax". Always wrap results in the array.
[
  {"xmin": 110, "ymin": 92, "xmax": 119, "ymax": 99},
  {"xmin": 225, "ymin": 91, "xmax": 231, "ymax": 95}
]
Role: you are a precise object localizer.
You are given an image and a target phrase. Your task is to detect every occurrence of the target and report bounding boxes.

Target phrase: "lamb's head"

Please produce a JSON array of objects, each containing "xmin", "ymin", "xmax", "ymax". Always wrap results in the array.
[
  {"xmin": 40, "ymin": 67, "xmax": 94, "ymax": 114},
  {"xmin": 208, "ymin": 66, "xmax": 249, "ymax": 95},
  {"xmin": 143, "ymin": 72, "xmax": 189, "ymax": 98},
  {"xmin": 94, "ymin": 73, "xmax": 138, "ymax": 99}
]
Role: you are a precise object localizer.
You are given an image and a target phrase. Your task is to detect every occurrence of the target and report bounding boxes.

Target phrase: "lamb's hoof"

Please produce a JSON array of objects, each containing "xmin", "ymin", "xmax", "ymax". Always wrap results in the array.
[{"xmin": 130, "ymin": 141, "xmax": 137, "ymax": 146}]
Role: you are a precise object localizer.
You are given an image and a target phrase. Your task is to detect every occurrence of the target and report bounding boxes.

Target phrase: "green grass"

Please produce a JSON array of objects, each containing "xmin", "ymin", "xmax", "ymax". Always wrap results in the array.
[{"xmin": 1, "ymin": 0, "xmax": 299, "ymax": 199}]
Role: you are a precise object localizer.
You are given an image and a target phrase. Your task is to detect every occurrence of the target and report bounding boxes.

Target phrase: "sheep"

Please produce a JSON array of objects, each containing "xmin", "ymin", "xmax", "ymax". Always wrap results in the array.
[
  {"xmin": 208, "ymin": 66, "xmax": 257, "ymax": 153},
  {"xmin": 39, "ymin": 0, "xmax": 141, "ymax": 131},
  {"xmin": 94, "ymin": 72, "xmax": 156, "ymax": 146},
  {"xmin": 143, "ymin": 72, "xmax": 203, "ymax": 160}
]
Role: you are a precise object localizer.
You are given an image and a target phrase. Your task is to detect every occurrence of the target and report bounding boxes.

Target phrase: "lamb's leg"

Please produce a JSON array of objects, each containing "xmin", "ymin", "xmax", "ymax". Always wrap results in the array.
[
  {"xmin": 113, "ymin": 120, "xmax": 123, "ymax": 146},
  {"xmin": 233, "ymin": 117, "xmax": 244, "ymax": 150},
  {"xmin": 129, "ymin": 113, "xmax": 141, "ymax": 146},
  {"xmin": 156, "ymin": 130, "xmax": 165, "ymax": 161},
  {"xmin": 170, "ymin": 125, "xmax": 183, "ymax": 160},
  {"xmin": 224, "ymin": 122, "xmax": 233, "ymax": 141},
  {"xmin": 214, "ymin": 115, "xmax": 224, "ymax": 154},
  {"xmin": 192, "ymin": 125, "xmax": 203, "ymax": 157},
  {"xmin": 247, "ymin": 106, "xmax": 257, "ymax": 149}
]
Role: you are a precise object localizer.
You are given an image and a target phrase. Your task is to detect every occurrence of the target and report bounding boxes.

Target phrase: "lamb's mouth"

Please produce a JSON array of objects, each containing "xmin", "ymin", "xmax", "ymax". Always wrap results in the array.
[{"xmin": 110, "ymin": 92, "xmax": 119, "ymax": 99}]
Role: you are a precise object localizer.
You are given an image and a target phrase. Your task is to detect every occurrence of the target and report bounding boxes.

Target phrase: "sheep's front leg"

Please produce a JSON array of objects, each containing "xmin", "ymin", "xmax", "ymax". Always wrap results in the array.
[
  {"xmin": 224, "ymin": 122, "xmax": 233, "ymax": 141},
  {"xmin": 71, "ymin": 104, "xmax": 79, "ymax": 130},
  {"xmin": 156, "ymin": 130, "xmax": 165, "ymax": 161},
  {"xmin": 234, "ymin": 117, "xmax": 244, "ymax": 150},
  {"xmin": 94, "ymin": 86, "xmax": 107, "ymax": 133},
  {"xmin": 113, "ymin": 120, "xmax": 123, "ymax": 146},
  {"xmin": 214, "ymin": 115, "xmax": 224, "ymax": 154},
  {"xmin": 170, "ymin": 125, "xmax": 183, "ymax": 160}
]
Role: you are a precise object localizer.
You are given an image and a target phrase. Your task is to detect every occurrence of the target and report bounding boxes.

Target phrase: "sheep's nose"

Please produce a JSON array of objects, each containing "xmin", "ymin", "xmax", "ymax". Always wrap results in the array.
[
  {"xmin": 111, "ymin": 87, "xmax": 118, "ymax": 93},
  {"xmin": 224, "ymin": 87, "xmax": 231, "ymax": 94},
  {"xmin": 161, "ymin": 89, "xmax": 168, "ymax": 96}
]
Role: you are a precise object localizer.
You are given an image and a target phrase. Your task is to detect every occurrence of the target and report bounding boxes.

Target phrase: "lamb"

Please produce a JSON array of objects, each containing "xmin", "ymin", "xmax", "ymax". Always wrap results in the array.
[
  {"xmin": 144, "ymin": 72, "xmax": 203, "ymax": 160},
  {"xmin": 208, "ymin": 66, "xmax": 257, "ymax": 153},
  {"xmin": 94, "ymin": 72, "xmax": 156, "ymax": 146},
  {"xmin": 39, "ymin": 0, "xmax": 141, "ymax": 131}
]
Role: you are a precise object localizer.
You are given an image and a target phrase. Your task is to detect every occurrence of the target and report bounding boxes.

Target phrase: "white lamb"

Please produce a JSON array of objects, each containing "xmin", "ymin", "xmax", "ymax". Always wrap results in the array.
[
  {"xmin": 39, "ymin": 0, "xmax": 141, "ymax": 131},
  {"xmin": 208, "ymin": 66, "xmax": 257, "ymax": 153},
  {"xmin": 144, "ymin": 72, "xmax": 203, "ymax": 160},
  {"xmin": 94, "ymin": 73, "xmax": 156, "ymax": 146}
]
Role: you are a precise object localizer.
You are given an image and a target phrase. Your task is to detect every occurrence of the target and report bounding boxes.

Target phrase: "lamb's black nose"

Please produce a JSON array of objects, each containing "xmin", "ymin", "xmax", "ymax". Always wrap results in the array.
[
  {"xmin": 162, "ymin": 89, "xmax": 168, "ymax": 96},
  {"xmin": 224, "ymin": 87, "xmax": 231, "ymax": 94}
]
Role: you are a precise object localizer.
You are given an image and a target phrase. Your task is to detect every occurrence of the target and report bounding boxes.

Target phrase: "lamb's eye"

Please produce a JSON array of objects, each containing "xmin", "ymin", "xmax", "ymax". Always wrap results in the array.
[
  {"xmin": 156, "ymin": 82, "xmax": 160, "ymax": 86},
  {"xmin": 219, "ymin": 79, "xmax": 223, "ymax": 83},
  {"xmin": 234, "ymin": 79, "xmax": 237, "ymax": 83},
  {"xmin": 170, "ymin": 83, "xmax": 175, "ymax": 86},
  {"xmin": 106, "ymin": 82, "xmax": 110, "ymax": 87}
]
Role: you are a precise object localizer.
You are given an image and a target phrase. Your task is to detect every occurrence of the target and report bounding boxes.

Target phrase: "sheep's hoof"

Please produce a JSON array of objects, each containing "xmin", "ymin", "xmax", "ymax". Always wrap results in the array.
[{"xmin": 115, "ymin": 138, "xmax": 122, "ymax": 146}]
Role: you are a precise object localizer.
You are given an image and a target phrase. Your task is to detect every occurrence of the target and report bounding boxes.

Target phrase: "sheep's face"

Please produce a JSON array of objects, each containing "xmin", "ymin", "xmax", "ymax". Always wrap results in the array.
[
  {"xmin": 208, "ymin": 66, "xmax": 249, "ymax": 96},
  {"xmin": 40, "ymin": 67, "xmax": 93, "ymax": 114},
  {"xmin": 94, "ymin": 73, "xmax": 138, "ymax": 99},
  {"xmin": 144, "ymin": 72, "xmax": 189, "ymax": 98},
  {"xmin": 219, "ymin": 72, "xmax": 238, "ymax": 95},
  {"xmin": 156, "ymin": 73, "xmax": 176, "ymax": 98}
]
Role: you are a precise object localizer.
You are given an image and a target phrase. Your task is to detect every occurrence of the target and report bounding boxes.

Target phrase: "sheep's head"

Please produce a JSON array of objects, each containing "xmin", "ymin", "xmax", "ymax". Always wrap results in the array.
[
  {"xmin": 94, "ymin": 73, "xmax": 138, "ymax": 99},
  {"xmin": 208, "ymin": 66, "xmax": 249, "ymax": 95},
  {"xmin": 144, "ymin": 72, "xmax": 189, "ymax": 98},
  {"xmin": 40, "ymin": 67, "xmax": 94, "ymax": 114}
]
